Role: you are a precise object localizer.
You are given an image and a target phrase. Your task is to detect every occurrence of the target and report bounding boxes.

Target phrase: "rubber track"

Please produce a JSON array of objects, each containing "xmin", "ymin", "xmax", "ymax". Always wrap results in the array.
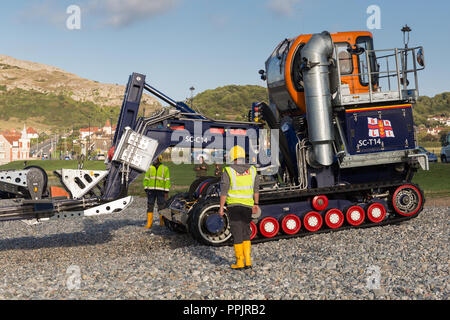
[
  {"xmin": 210, "ymin": 181, "xmax": 425, "ymax": 246},
  {"xmin": 259, "ymin": 180, "xmax": 406, "ymax": 202},
  {"xmin": 251, "ymin": 209, "xmax": 421, "ymax": 244}
]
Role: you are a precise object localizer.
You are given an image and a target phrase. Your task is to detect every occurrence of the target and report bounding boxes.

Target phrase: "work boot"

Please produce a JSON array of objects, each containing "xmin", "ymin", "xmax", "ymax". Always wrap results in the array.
[
  {"xmin": 159, "ymin": 214, "xmax": 165, "ymax": 227},
  {"xmin": 145, "ymin": 212, "xmax": 153, "ymax": 229},
  {"xmin": 231, "ymin": 243, "xmax": 245, "ymax": 269},
  {"xmin": 243, "ymin": 240, "xmax": 252, "ymax": 269}
]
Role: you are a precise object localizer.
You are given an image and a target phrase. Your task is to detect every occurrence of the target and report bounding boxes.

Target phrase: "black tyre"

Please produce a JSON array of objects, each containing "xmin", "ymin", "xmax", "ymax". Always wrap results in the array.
[
  {"xmin": 391, "ymin": 184, "xmax": 425, "ymax": 217},
  {"xmin": 188, "ymin": 176, "xmax": 212, "ymax": 200},
  {"xmin": 189, "ymin": 197, "xmax": 232, "ymax": 246},
  {"xmin": 196, "ymin": 177, "xmax": 220, "ymax": 199}
]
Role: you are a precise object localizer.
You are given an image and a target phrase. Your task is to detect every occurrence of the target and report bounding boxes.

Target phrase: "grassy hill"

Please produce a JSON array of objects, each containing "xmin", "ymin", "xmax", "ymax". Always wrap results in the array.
[
  {"xmin": 414, "ymin": 92, "xmax": 450, "ymax": 126},
  {"xmin": 192, "ymin": 85, "xmax": 268, "ymax": 120},
  {"xmin": 0, "ymin": 88, "xmax": 120, "ymax": 130},
  {"xmin": 0, "ymin": 55, "xmax": 160, "ymax": 131}
]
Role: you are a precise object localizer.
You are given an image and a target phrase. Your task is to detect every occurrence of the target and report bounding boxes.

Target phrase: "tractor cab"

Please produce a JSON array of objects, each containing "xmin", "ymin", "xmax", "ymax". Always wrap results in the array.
[{"xmin": 264, "ymin": 30, "xmax": 425, "ymax": 115}]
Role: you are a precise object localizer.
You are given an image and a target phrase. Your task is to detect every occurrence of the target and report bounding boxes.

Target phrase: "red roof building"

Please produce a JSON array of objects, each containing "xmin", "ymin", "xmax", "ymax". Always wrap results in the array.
[
  {"xmin": 0, "ymin": 125, "xmax": 31, "ymax": 164},
  {"xmin": 26, "ymin": 126, "xmax": 39, "ymax": 139},
  {"xmin": 79, "ymin": 127, "xmax": 100, "ymax": 139}
]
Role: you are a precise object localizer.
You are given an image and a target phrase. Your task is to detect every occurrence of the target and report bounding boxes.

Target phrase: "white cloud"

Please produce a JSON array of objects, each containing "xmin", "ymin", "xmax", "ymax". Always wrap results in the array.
[
  {"xmin": 18, "ymin": 0, "xmax": 181, "ymax": 28},
  {"xmin": 267, "ymin": 0, "xmax": 301, "ymax": 17},
  {"xmin": 88, "ymin": 0, "xmax": 181, "ymax": 27}
]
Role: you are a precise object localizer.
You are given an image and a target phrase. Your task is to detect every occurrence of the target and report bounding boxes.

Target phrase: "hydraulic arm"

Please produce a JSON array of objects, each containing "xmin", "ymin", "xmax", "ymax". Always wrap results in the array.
[{"xmin": 102, "ymin": 73, "xmax": 262, "ymax": 200}]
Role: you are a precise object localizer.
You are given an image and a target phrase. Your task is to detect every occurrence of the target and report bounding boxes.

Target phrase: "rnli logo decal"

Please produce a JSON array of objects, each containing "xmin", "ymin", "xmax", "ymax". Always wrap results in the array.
[{"xmin": 367, "ymin": 117, "xmax": 395, "ymax": 138}]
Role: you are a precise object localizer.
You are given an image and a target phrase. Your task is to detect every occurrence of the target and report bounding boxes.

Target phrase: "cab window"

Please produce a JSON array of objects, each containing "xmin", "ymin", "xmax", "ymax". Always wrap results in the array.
[
  {"xmin": 356, "ymin": 36, "xmax": 378, "ymax": 87},
  {"xmin": 291, "ymin": 43, "xmax": 305, "ymax": 92},
  {"xmin": 335, "ymin": 42, "xmax": 353, "ymax": 75}
]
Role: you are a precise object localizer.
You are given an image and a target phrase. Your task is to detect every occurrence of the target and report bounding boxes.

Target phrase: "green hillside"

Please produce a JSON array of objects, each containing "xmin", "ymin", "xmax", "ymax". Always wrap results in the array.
[
  {"xmin": 192, "ymin": 85, "xmax": 268, "ymax": 120},
  {"xmin": 0, "ymin": 55, "xmax": 160, "ymax": 131},
  {"xmin": 0, "ymin": 88, "xmax": 120, "ymax": 129},
  {"xmin": 414, "ymin": 92, "xmax": 450, "ymax": 126}
]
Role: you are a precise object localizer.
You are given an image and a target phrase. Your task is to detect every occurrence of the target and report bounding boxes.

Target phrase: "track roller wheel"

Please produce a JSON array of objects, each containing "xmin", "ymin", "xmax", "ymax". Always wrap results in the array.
[
  {"xmin": 324, "ymin": 209, "xmax": 344, "ymax": 229},
  {"xmin": 280, "ymin": 214, "xmax": 301, "ymax": 235},
  {"xmin": 366, "ymin": 203, "xmax": 386, "ymax": 223},
  {"xmin": 259, "ymin": 217, "xmax": 279, "ymax": 238},
  {"xmin": 312, "ymin": 195, "xmax": 328, "ymax": 211},
  {"xmin": 303, "ymin": 211, "xmax": 323, "ymax": 232},
  {"xmin": 392, "ymin": 184, "xmax": 423, "ymax": 217},
  {"xmin": 250, "ymin": 221, "xmax": 258, "ymax": 240},
  {"xmin": 346, "ymin": 206, "xmax": 365, "ymax": 226}
]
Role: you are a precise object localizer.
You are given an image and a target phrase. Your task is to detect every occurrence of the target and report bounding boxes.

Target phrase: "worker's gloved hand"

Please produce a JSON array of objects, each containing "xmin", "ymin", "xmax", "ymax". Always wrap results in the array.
[{"xmin": 145, "ymin": 189, "xmax": 151, "ymax": 196}]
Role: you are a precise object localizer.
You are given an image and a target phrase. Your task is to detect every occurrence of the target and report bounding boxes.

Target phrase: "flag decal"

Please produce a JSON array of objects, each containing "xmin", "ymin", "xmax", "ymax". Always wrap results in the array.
[{"xmin": 367, "ymin": 117, "xmax": 395, "ymax": 138}]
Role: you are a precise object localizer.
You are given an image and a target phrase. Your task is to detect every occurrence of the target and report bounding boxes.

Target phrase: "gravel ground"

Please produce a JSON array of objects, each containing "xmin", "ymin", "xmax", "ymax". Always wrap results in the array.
[{"xmin": 0, "ymin": 197, "xmax": 448, "ymax": 300}]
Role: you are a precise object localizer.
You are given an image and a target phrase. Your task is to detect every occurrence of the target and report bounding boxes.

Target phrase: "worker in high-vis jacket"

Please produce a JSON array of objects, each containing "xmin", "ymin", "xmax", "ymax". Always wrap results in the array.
[
  {"xmin": 219, "ymin": 145, "xmax": 260, "ymax": 270},
  {"xmin": 143, "ymin": 155, "xmax": 171, "ymax": 229}
]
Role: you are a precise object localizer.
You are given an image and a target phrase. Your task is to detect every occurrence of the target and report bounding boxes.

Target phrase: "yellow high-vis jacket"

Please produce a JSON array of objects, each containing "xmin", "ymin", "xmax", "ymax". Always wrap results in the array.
[
  {"xmin": 224, "ymin": 165, "xmax": 256, "ymax": 207},
  {"xmin": 143, "ymin": 164, "xmax": 171, "ymax": 192}
]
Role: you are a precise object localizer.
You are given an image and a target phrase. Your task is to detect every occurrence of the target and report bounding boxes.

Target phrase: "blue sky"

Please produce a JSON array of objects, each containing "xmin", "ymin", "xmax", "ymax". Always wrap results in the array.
[{"xmin": 1, "ymin": 0, "xmax": 449, "ymax": 101}]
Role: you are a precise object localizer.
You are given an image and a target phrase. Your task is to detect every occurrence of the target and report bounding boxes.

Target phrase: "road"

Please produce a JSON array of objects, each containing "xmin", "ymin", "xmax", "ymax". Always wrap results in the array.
[{"xmin": 30, "ymin": 137, "xmax": 59, "ymax": 159}]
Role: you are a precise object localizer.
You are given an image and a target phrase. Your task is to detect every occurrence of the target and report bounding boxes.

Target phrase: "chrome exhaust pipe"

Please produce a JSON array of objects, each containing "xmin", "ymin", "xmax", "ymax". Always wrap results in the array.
[{"xmin": 301, "ymin": 31, "xmax": 334, "ymax": 166}]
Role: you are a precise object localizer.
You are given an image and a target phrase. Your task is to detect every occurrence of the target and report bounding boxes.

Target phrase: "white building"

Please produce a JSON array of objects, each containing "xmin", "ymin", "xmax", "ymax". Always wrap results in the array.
[{"xmin": 0, "ymin": 124, "xmax": 30, "ymax": 164}]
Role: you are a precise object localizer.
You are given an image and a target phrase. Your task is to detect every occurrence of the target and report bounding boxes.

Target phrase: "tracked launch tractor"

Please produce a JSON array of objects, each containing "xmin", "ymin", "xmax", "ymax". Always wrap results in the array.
[
  {"xmin": 160, "ymin": 29, "xmax": 428, "ymax": 245},
  {"xmin": 0, "ymin": 28, "xmax": 428, "ymax": 246}
]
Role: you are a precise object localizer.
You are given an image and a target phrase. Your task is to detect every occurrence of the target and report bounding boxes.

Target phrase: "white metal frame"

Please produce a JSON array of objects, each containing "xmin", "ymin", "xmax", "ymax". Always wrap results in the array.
[{"xmin": 334, "ymin": 46, "xmax": 425, "ymax": 106}]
